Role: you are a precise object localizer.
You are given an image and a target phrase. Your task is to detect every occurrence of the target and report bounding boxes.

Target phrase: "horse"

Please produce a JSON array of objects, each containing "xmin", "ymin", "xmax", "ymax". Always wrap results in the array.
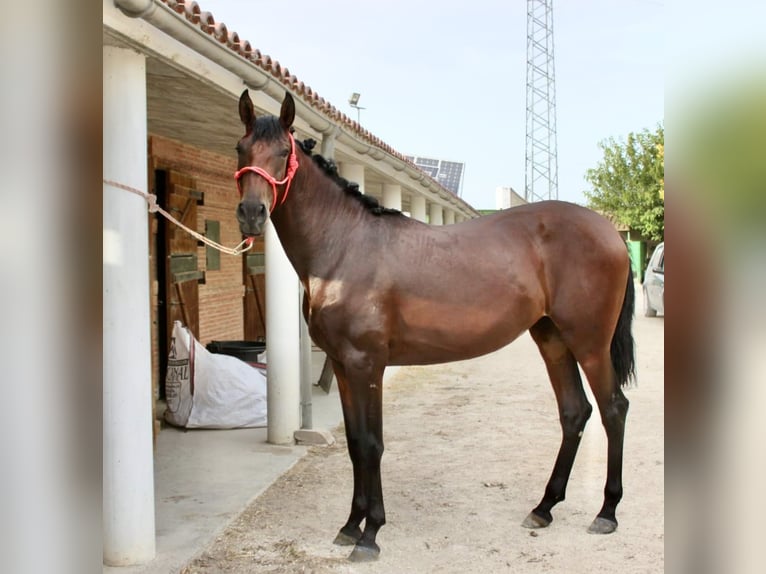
[{"xmin": 234, "ymin": 90, "xmax": 635, "ymax": 562}]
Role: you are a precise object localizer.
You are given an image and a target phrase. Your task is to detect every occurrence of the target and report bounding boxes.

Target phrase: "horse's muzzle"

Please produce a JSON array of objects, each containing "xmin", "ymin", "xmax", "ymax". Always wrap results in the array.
[{"xmin": 236, "ymin": 200, "xmax": 268, "ymax": 236}]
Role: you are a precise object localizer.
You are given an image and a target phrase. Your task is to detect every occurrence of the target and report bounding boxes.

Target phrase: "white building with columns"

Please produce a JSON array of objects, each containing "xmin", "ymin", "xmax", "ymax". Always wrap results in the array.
[{"xmin": 103, "ymin": 0, "xmax": 480, "ymax": 566}]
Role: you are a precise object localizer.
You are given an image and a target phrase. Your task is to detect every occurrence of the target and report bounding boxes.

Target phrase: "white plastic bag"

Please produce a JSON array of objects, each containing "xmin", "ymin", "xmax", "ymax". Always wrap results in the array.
[
  {"xmin": 164, "ymin": 321, "xmax": 194, "ymax": 427},
  {"xmin": 164, "ymin": 321, "xmax": 267, "ymax": 429}
]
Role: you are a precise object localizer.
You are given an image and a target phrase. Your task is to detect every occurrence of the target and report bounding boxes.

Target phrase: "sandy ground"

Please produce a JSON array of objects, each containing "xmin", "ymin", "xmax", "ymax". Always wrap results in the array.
[{"xmin": 182, "ymin": 303, "xmax": 663, "ymax": 574}]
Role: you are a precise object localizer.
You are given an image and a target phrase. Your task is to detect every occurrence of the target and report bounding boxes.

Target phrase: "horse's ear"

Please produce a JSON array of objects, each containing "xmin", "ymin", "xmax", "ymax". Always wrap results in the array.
[
  {"xmin": 239, "ymin": 89, "xmax": 255, "ymax": 132},
  {"xmin": 279, "ymin": 92, "xmax": 295, "ymax": 131}
]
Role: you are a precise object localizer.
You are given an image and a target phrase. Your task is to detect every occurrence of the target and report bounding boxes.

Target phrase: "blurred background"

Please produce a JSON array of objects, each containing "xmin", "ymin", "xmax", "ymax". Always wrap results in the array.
[{"xmin": 667, "ymin": 2, "xmax": 766, "ymax": 573}]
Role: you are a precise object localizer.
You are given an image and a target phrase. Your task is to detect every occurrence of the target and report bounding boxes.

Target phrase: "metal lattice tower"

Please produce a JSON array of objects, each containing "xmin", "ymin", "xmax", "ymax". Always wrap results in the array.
[{"xmin": 525, "ymin": 0, "xmax": 559, "ymax": 202}]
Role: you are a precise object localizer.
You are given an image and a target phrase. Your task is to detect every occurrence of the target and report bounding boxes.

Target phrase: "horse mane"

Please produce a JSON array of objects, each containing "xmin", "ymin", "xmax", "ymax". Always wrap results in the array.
[{"xmin": 296, "ymin": 138, "xmax": 403, "ymax": 217}]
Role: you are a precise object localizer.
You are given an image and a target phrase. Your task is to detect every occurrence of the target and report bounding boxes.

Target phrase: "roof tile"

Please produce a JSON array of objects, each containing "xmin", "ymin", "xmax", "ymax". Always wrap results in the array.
[
  {"xmin": 185, "ymin": 2, "xmax": 200, "ymax": 24},
  {"xmin": 199, "ymin": 12, "xmax": 214, "ymax": 33},
  {"xmin": 214, "ymin": 22, "xmax": 228, "ymax": 43}
]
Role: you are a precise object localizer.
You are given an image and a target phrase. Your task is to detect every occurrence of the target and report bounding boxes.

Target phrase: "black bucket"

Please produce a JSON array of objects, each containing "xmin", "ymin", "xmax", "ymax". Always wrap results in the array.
[{"xmin": 206, "ymin": 340, "xmax": 266, "ymax": 363}]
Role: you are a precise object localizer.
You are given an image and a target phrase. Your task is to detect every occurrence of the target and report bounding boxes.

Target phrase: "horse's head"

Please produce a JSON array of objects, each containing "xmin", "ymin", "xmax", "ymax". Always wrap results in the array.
[{"xmin": 235, "ymin": 90, "xmax": 297, "ymax": 236}]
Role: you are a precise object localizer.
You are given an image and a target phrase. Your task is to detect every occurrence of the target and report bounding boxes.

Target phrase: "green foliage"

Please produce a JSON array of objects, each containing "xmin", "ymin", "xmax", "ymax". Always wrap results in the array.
[{"xmin": 584, "ymin": 125, "xmax": 665, "ymax": 241}]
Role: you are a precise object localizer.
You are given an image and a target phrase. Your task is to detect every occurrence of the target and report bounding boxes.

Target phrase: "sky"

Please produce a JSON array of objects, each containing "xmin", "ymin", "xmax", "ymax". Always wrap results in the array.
[{"xmin": 203, "ymin": 0, "xmax": 663, "ymax": 209}]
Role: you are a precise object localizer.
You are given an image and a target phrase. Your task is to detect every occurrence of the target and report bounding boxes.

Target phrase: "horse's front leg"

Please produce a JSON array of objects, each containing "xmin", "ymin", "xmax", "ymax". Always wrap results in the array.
[{"xmin": 331, "ymin": 357, "xmax": 386, "ymax": 562}]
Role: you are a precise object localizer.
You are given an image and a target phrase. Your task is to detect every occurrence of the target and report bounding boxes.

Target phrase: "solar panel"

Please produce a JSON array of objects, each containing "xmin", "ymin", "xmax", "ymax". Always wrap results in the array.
[{"xmin": 406, "ymin": 155, "xmax": 465, "ymax": 195}]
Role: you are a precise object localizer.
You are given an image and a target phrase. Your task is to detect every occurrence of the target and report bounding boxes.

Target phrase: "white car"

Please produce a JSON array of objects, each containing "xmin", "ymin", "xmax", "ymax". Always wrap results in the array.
[{"xmin": 643, "ymin": 242, "xmax": 664, "ymax": 317}]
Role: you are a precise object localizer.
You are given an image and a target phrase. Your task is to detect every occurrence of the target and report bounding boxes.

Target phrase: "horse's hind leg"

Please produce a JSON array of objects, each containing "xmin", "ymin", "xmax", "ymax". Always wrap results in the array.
[
  {"xmin": 576, "ymin": 349, "xmax": 629, "ymax": 534},
  {"xmin": 523, "ymin": 317, "xmax": 593, "ymax": 529}
]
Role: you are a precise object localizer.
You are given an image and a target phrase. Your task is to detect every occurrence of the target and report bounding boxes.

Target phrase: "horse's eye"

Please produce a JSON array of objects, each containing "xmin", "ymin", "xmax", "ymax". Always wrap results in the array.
[{"xmin": 280, "ymin": 149, "xmax": 290, "ymax": 158}]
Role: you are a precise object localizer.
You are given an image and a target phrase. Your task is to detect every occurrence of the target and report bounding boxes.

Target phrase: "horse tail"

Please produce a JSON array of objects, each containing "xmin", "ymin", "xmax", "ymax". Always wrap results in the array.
[{"xmin": 610, "ymin": 264, "xmax": 636, "ymax": 388}]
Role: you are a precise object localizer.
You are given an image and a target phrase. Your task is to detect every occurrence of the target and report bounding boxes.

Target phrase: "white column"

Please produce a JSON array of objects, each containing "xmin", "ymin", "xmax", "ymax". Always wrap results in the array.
[
  {"xmin": 382, "ymin": 183, "xmax": 402, "ymax": 211},
  {"xmin": 338, "ymin": 162, "xmax": 365, "ymax": 194},
  {"xmin": 265, "ymin": 221, "xmax": 301, "ymax": 444},
  {"xmin": 299, "ymin": 286, "xmax": 312, "ymax": 429},
  {"xmin": 410, "ymin": 195, "xmax": 427, "ymax": 222},
  {"xmin": 429, "ymin": 203, "xmax": 444, "ymax": 225},
  {"xmin": 321, "ymin": 126, "xmax": 338, "ymax": 159},
  {"xmin": 444, "ymin": 210, "xmax": 456, "ymax": 225},
  {"xmin": 103, "ymin": 46, "xmax": 155, "ymax": 566}
]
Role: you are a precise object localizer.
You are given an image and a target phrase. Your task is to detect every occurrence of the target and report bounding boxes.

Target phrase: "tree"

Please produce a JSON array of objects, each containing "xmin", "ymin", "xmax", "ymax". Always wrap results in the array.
[{"xmin": 584, "ymin": 125, "xmax": 664, "ymax": 241}]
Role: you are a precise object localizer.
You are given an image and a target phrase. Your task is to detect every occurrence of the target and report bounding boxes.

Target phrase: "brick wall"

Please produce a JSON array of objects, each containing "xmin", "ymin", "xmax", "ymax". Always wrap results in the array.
[{"xmin": 148, "ymin": 135, "xmax": 246, "ymax": 390}]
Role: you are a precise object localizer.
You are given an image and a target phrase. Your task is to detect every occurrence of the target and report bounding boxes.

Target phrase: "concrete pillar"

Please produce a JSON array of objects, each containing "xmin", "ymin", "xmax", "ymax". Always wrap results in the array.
[
  {"xmin": 444, "ymin": 210, "xmax": 456, "ymax": 225},
  {"xmin": 265, "ymin": 221, "xmax": 301, "ymax": 444},
  {"xmin": 321, "ymin": 126, "xmax": 339, "ymax": 160},
  {"xmin": 382, "ymin": 183, "xmax": 402, "ymax": 211},
  {"xmin": 410, "ymin": 195, "xmax": 427, "ymax": 222},
  {"xmin": 299, "ymin": 286, "xmax": 312, "ymax": 429},
  {"xmin": 429, "ymin": 203, "xmax": 444, "ymax": 226},
  {"xmin": 338, "ymin": 162, "xmax": 365, "ymax": 194},
  {"xmin": 103, "ymin": 46, "xmax": 156, "ymax": 566}
]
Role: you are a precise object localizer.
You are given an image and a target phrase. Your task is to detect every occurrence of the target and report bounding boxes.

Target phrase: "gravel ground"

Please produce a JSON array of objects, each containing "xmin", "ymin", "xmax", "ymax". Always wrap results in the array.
[{"xmin": 182, "ymin": 302, "xmax": 663, "ymax": 574}]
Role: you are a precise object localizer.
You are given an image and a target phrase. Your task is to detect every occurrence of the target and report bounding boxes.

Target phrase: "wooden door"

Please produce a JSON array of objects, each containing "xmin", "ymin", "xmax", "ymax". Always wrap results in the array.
[
  {"xmin": 243, "ymin": 237, "xmax": 266, "ymax": 341},
  {"xmin": 155, "ymin": 169, "xmax": 203, "ymax": 398}
]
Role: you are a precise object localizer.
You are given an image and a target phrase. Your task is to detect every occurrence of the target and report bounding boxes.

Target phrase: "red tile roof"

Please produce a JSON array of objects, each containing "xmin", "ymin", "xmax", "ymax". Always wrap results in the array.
[{"xmin": 160, "ymin": 0, "xmax": 453, "ymax": 197}]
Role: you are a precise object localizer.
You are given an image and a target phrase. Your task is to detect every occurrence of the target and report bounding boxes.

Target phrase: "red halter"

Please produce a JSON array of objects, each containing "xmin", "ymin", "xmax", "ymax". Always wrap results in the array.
[{"xmin": 234, "ymin": 133, "xmax": 299, "ymax": 213}]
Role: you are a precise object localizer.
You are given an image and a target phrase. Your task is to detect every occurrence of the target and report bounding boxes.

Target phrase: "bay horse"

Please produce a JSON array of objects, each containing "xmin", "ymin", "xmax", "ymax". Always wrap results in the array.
[{"xmin": 234, "ymin": 90, "xmax": 634, "ymax": 562}]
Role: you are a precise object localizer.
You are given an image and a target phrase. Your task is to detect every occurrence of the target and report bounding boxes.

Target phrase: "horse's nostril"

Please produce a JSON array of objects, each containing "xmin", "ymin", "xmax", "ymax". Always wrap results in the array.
[{"xmin": 236, "ymin": 202, "xmax": 267, "ymax": 229}]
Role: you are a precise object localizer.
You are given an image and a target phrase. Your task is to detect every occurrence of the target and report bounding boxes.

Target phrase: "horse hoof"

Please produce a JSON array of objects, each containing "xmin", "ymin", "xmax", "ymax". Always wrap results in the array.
[
  {"xmin": 588, "ymin": 517, "xmax": 618, "ymax": 534},
  {"xmin": 522, "ymin": 511, "xmax": 551, "ymax": 529},
  {"xmin": 333, "ymin": 530, "xmax": 361, "ymax": 546},
  {"xmin": 348, "ymin": 544, "xmax": 380, "ymax": 562}
]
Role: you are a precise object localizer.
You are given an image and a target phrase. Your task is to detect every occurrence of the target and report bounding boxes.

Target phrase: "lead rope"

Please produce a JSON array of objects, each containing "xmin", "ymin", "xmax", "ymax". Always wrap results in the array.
[{"xmin": 103, "ymin": 179, "xmax": 254, "ymax": 255}]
